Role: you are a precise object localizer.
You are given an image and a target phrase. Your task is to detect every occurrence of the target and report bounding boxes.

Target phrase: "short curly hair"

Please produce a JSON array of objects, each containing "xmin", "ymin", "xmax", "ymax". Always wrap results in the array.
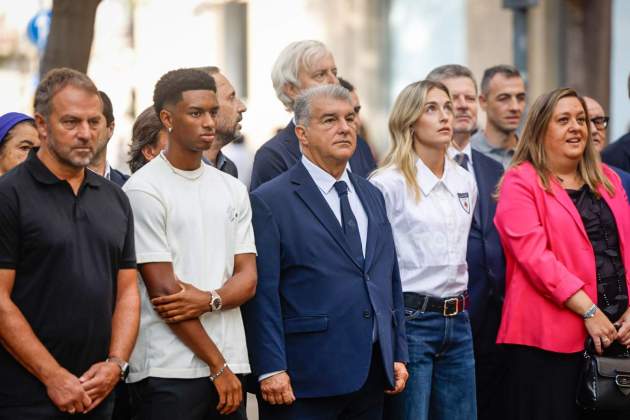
[{"xmin": 153, "ymin": 68, "xmax": 216, "ymax": 115}]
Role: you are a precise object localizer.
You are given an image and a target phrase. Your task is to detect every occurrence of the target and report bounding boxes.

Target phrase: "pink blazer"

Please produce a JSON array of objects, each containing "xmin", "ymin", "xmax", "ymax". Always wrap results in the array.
[{"xmin": 494, "ymin": 162, "xmax": 630, "ymax": 353}]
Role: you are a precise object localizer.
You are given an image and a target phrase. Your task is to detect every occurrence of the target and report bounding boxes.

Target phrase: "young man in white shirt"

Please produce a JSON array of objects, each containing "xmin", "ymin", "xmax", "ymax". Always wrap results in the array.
[{"xmin": 123, "ymin": 68, "xmax": 257, "ymax": 420}]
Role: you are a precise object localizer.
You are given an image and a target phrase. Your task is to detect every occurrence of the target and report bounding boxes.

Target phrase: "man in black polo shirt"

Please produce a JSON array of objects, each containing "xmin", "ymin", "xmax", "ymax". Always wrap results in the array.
[{"xmin": 0, "ymin": 68, "xmax": 140, "ymax": 419}]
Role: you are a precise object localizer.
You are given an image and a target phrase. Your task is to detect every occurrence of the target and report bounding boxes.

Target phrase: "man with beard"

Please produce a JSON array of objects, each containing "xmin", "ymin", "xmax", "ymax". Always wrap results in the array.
[
  {"xmin": 0, "ymin": 67, "xmax": 140, "ymax": 418},
  {"xmin": 88, "ymin": 91, "xmax": 129, "ymax": 186},
  {"xmin": 427, "ymin": 64, "xmax": 506, "ymax": 420},
  {"xmin": 197, "ymin": 67, "xmax": 244, "ymax": 179},
  {"xmin": 471, "ymin": 65, "xmax": 526, "ymax": 168}
]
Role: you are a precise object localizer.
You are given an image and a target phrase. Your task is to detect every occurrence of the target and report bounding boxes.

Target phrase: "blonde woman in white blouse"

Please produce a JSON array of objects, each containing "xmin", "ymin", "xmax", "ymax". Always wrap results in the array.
[{"xmin": 371, "ymin": 80, "xmax": 478, "ymax": 420}]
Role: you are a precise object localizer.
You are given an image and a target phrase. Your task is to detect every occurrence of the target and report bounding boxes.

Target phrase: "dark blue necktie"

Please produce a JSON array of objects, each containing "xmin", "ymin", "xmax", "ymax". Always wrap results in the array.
[
  {"xmin": 454, "ymin": 153, "xmax": 469, "ymax": 171},
  {"xmin": 333, "ymin": 181, "xmax": 364, "ymax": 265}
]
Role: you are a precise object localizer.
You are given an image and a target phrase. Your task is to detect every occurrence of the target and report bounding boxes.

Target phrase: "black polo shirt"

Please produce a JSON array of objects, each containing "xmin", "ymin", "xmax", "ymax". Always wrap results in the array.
[{"xmin": 0, "ymin": 151, "xmax": 136, "ymax": 407}]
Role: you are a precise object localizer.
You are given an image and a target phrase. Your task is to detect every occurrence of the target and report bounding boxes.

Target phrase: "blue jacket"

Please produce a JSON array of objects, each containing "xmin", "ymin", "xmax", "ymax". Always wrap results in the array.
[
  {"xmin": 467, "ymin": 150, "xmax": 505, "ymax": 341},
  {"xmin": 611, "ymin": 165, "xmax": 630, "ymax": 204},
  {"xmin": 250, "ymin": 121, "xmax": 376, "ymax": 190},
  {"xmin": 243, "ymin": 162, "xmax": 408, "ymax": 398}
]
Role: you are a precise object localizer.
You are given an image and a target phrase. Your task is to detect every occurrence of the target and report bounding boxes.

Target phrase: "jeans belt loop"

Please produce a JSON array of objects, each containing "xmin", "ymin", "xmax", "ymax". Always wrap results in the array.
[{"xmin": 420, "ymin": 295, "xmax": 429, "ymax": 313}]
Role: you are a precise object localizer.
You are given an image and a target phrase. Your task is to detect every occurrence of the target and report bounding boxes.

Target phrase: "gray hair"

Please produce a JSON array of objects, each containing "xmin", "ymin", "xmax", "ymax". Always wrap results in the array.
[
  {"xmin": 480, "ymin": 64, "xmax": 521, "ymax": 96},
  {"xmin": 34, "ymin": 68, "xmax": 99, "ymax": 118},
  {"xmin": 271, "ymin": 40, "xmax": 332, "ymax": 111},
  {"xmin": 294, "ymin": 84, "xmax": 352, "ymax": 127},
  {"xmin": 426, "ymin": 64, "xmax": 478, "ymax": 94}
]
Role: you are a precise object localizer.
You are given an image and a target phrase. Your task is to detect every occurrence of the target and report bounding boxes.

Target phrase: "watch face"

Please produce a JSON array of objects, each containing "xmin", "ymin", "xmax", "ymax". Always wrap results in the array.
[{"xmin": 212, "ymin": 297, "xmax": 221, "ymax": 310}]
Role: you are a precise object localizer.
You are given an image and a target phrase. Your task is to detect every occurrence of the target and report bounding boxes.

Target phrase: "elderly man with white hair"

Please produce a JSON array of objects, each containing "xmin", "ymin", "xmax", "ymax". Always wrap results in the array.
[{"xmin": 250, "ymin": 40, "xmax": 376, "ymax": 190}]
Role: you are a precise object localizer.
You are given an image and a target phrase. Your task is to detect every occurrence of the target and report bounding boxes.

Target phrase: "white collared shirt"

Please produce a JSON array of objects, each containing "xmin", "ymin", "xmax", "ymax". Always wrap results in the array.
[
  {"xmin": 301, "ymin": 155, "xmax": 368, "ymax": 255},
  {"xmin": 370, "ymin": 156, "xmax": 477, "ymax": 297},
  {"xmin": 447, "ymin": 143, "xmax": 474, "ymax": 176}
]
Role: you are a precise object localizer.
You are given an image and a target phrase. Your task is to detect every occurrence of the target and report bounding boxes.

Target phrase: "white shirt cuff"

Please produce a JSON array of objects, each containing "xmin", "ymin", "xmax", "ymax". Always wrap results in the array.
[{"xmin": 258, "ymin": 370, "xmax": 285, "ymax": 382}]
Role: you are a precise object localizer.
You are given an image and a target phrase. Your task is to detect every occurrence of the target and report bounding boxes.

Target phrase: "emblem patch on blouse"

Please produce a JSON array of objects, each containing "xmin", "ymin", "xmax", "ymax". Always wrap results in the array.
[{"xmin": 457, "ymin": 192, "xmax": 470, "ymax": 214}]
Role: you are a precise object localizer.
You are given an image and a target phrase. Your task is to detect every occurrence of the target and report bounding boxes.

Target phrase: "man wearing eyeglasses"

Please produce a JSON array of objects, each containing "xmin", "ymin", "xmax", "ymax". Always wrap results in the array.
[
  {"xmin": 584, "ymin": 96, "xmax": 630, "ymax": 203},
  {"xmin": 601, "ymin": 73, "xmax": 630, "ymax": 173}
]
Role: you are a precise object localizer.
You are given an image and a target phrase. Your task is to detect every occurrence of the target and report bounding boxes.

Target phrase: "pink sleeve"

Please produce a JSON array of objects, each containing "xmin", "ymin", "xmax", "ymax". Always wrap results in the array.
[{"xmin": 494, "ymin": 169, "xmax": 584, "ymax": 305}]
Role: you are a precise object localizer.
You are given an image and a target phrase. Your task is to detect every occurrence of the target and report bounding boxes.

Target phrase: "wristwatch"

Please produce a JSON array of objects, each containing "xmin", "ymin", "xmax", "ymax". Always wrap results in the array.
[
  {"xmin": 582, "ymin": 304, "xmax": 597, "ymax": 320},
  {"xmin": 209, "ymin": 289, "xmax": 223, "ymax": 312},
  {"xmin": 106, "ymin": 356, "xmax": 129, "ymax": 381}
]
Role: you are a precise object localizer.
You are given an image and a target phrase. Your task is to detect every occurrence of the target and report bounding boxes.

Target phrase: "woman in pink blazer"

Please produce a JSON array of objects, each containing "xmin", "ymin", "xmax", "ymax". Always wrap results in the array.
[{"xmin": 494, "ymin": 88, "xmax": 630, "ymax": 420}]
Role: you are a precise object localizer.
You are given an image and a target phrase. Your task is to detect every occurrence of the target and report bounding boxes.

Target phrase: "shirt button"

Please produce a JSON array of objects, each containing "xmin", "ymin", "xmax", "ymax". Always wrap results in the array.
[{"xmin": 363, "ymin": 310, "xmax": 371, "ymax": 319}]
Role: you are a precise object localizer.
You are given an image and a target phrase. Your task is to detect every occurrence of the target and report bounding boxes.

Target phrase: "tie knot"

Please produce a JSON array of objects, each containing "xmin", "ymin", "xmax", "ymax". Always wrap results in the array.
[
  {"xmin": 454, "ymin": 153, "xmax": 469, "ymax": 170},
  {"xmin": 334, "ymin": 180, "xmax": 349, "ymax": 197}
]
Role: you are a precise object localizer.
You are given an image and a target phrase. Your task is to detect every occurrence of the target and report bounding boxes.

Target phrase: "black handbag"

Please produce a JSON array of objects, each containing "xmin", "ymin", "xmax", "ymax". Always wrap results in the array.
[{"xmin": 577, "ymin": 338, "xmax": 630, "ymax": 411}]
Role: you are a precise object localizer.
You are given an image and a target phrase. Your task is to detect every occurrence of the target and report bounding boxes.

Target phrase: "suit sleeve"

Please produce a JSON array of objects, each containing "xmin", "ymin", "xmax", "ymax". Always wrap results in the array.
[
  {"xmin": 250, "ymin": 146, "xmax": 286, "ymax": 191},
  {"xmin": 242, "ymin": 192, "xmax": 287, "ymax": 376},
  {"xmin": 494, "ymin": 169, "xmax": 584, "ymax": 305},
  {"xmin": 391, "ymin": 252, "xmax": 409, "ymax": 363}
]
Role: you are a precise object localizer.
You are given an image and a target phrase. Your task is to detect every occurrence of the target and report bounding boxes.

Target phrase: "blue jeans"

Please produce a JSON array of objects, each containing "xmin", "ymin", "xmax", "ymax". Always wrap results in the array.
[{"xmin": 386, "ymin": 310, "xmax": 477, "ymax": 420}]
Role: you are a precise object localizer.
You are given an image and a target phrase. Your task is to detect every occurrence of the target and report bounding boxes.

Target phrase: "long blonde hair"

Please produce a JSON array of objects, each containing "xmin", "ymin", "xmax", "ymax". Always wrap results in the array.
[
  {"xmin": 373, "ymin": 80, "xmax": 451, "ymax": 201},
  {"xmin": 500, "ymin": 87, "xmax": 613, "ymax": 196}
]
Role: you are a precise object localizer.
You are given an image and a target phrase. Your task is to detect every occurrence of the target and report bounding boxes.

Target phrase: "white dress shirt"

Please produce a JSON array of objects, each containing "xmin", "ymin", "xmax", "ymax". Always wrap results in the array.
[
  {"xmin": 259, "ymin": 155, "xmax": 369, "ymax": 382},
  {"xmin": 371, "ymin": 155, "xmax": 477, "ymax": 298}
]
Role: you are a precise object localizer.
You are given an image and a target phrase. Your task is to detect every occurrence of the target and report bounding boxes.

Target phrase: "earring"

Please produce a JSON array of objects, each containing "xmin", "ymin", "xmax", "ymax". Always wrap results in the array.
[{"xmin": 168, "ymin": 127, "xmax": 172, "ymax": 133}]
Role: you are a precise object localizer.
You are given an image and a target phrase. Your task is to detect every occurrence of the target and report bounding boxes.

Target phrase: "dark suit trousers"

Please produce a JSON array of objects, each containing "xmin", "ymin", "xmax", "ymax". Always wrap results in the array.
[
  {"xmin": 0, "ymin": 396, "xmax": 113, "ymax": 420},
  {"xmin": 473, "ymin": 298, "xmax": 506, "ymax": 420},
  {"xmin": 259, "ymin": 345, "xmax": 386, "ymax": 420}
]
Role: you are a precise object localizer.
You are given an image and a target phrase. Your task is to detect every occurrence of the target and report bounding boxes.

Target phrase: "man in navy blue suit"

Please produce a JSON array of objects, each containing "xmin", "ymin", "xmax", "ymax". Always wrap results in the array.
[
  {"xmin": 427, "ymin": 65, "xmax": 506, "ymax": 420},
  {"xmin": 584, "ymin": 96, "xmax": 630, "ymax": 203},
  {"xmin": 250, "ymin": 40, "xmax": 376, "ymax": 190},
  {"xmin": 602, "ymin": 73, "xmax": 630, "ymax": 172},
  {"xmin": 243, "ymin": 85, "xmax": 408, "ymax": 419}
]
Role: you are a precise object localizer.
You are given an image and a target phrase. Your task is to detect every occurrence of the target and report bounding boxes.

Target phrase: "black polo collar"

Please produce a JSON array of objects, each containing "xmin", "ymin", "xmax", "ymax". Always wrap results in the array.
[{"xmin": 25, "ymin": 148, "xmax": 102, "ymax": 188}]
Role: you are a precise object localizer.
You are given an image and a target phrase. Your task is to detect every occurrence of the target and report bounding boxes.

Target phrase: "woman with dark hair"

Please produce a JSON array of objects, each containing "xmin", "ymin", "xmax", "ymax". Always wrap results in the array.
[
  {"xmin": 127, "ymin": 106, "xmax": 168, "ymax": 173},
  {"xmin": 0, "ymin": 112, "xmax": 40, "ymax": 176},
  {"xmin": 495, "ymin": 87, "xmax": 630, "ymax": 420}
]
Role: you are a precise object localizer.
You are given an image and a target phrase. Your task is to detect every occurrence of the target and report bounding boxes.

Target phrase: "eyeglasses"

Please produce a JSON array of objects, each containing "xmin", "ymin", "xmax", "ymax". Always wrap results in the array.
[{"xmin": 591, "ymin": 116, "xmax": 609, "ymax": 129}]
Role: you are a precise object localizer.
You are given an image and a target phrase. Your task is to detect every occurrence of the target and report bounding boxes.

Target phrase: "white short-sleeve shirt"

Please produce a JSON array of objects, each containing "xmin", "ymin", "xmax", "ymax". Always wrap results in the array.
[
  {"xmin": 371, "ymin": 156, "xmax": 477, "ymax": 298},
  {"xmin": 123, "ymin": 152, "xmax": 256, "ymax": 382}
]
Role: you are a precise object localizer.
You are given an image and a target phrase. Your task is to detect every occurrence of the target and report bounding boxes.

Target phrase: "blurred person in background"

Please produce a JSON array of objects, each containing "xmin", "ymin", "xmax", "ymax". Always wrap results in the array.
[
  {"xmin": 371, "ymin": 80, "xmax": 477, "ymax": 420},
  {"xmin": 0, "ymin": 112, "xmax": 40, "ymax": 176},
  {"xmin": 127, "ymin": 106, "xmax": 168, "ymax": 174},
  {"xmin": 472, "ymin": 65, "xmax": 526, "ymax": 168},
  {"xmin": 339, "ymin": 76, "xmax": 377, "ymax": 161},
  {"xmin": 427, "ymin": 64, "xmax": 506, "ymax": 420},
  {"xmin": 601, "ymin": 73, "xmax": 630, "ymax": 172},
  {"xmin": 88, "ymin": 91, "xmax": 129, "ymax": 186},
  {"xmin": 250, "ymin": 40, "xmax": 376, "ymax": 190},
  {"xmin": 198, "ymin": 66, "xmax": 244, "ymax": 179},
  {"xmin": 584, "ymin": 96, "xmax": 630, "ymax": 202},
  {"xmin": 494, "ymin": 88, "xmax": 630, "ymax": 420}
]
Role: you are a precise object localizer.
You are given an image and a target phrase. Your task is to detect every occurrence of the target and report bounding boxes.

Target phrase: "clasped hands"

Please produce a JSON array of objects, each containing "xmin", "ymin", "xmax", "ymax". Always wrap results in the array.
[
  {"xmin": 585, "ymin": 307, "xmax": 630, "ymax": 355},
  {"xmin": 260, "ymin": 362, "xmax": 408, "ymax": 406},
  {"xmin": 46, "ymin": 361, "xmax": 121, "ymax": 415}
]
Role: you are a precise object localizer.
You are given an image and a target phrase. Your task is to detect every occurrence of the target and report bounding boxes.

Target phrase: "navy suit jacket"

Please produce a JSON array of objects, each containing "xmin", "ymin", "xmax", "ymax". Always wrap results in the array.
[
  {"xmin": 602, "ymin": 132, "xmax": 630, "ymax": 173},
  {"xmin": 109, "ymin": 168, "xmax": 129, "ymax": 187},
  {"xmin": 467, "ymin": 150, "xmax": 505, "ymax": 341},
  {"xmin": 250, "ymin": 121, "xmax": 376, "ymax": 190},
  {"xmin": 243, "ymin": 162, "xmax": 408, "ymax": 398},
  {"xmin": 611, "ymin": 165, "xmax": 630, "ymax": 204}
]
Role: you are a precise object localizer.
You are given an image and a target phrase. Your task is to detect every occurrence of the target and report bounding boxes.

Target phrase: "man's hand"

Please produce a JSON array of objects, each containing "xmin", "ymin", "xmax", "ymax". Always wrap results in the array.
[
  {"xmin": 151, "ymin": 281, "xmax": 209, "ymax": 323},
  {"xmin": 260, "ymin": 372, "xmax": 296, "ymax": 405},
  {"xmin": 45, "ymin": 367, "xmax": 92, "ymax": 414},
  {"xmin": 212, "ymin": 367, "xmax": 243, "ymax": 415},
  {"xmin": 384, "ymin": 362, "xmax": 408, "ymax": 395},
  {"xmin": 79, "ymin": 361, "xmax": 120, "ymax": 412}
]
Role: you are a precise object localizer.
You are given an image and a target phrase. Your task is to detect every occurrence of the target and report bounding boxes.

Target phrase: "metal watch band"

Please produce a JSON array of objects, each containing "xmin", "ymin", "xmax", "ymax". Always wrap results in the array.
[
  {"xmin": 106, "ymin": 356, "xmax": 129, "ymax": 380},
  {"xmin": 582, "ymin": 304, "xmax": 597, "ymax": 320}
]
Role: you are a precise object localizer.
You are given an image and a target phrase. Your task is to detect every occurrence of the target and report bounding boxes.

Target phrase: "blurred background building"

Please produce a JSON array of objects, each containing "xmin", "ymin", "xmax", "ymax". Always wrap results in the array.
[{"xmin": 1, "ymin": 0, "xmax": 629, "ymax": 177}]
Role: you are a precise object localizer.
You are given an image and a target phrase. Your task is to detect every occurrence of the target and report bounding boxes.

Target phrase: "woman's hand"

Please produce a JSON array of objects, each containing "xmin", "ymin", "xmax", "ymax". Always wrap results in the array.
[
  {"xmin": 584, "ymin": 309, "xmax": 617, "ymax": 355},
  {"xmin": 615, "ymin": 308, "xmax": 630, "ymax": 348}
]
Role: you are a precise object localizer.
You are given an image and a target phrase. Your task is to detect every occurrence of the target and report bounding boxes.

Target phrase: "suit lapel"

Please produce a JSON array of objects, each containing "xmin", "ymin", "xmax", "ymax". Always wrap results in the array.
[
  {"xmin": 349, "ymin": 173, "xmax": 377, "ymax": 271},
  {"xmin": 291, "ymin": 163, "xmax": 363, "ymax": 271},
  {"xmin": 471, "ymin": 155, "xmax": 485, "ymax": 230}
]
